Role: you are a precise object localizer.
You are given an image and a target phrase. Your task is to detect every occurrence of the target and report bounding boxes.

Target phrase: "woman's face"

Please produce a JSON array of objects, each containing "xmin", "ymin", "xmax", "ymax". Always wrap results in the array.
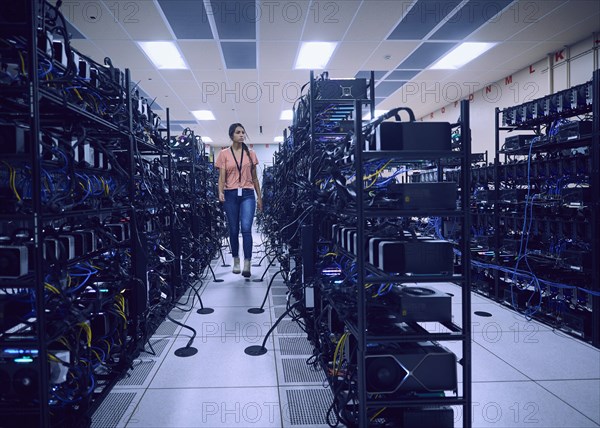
[{"xmin": 232, "ymin": 126, "xmax": 245, "ymax": 143}]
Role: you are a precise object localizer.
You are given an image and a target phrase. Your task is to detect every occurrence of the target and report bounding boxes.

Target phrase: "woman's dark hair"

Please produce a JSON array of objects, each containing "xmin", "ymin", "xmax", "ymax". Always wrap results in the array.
[{"xmin": 228, "ymin": 123, "xmax": 250, "ymax": 157}]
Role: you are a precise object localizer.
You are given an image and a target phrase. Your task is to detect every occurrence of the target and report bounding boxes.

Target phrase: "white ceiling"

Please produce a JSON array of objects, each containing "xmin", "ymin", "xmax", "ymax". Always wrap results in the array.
[{"xmin": 59, "ymin": 0, "xmax": 600, "ymax": 146}]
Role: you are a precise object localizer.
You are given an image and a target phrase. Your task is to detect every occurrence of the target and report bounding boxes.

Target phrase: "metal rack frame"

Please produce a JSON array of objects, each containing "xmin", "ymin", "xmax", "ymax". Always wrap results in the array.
[
  {"xmin": 349, "ymin": 100, "xmax": 472, "ymax": 427},
  {"xmin": 487, "ymin": 70, "xmax": 600, "ymax": 348}
]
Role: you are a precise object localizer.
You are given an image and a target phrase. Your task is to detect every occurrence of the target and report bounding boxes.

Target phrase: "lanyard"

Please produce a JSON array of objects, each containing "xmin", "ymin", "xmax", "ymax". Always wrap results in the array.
[{"xmin": 230, "ymin": 146, "xmax": 244, "ymax": 184}]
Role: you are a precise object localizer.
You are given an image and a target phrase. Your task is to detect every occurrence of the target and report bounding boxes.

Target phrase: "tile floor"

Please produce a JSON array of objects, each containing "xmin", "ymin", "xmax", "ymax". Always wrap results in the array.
[{"xmin": 92, "ymin": 238, "xmax": 600, "ymax": 428}]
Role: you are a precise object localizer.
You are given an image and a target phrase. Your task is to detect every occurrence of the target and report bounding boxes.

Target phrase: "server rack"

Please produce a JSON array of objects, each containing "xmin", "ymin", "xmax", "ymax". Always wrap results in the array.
[
  {"xmin": 0, "ymin": 3, "xmax": 223, "ymax": 425},
  {"xmin": 339, "ymin": 100, "xmax": 473, "ymax": 427},
  {"xmin": 0, "ymin": 2, "xmax": 142, "ymax": 425},
  {"xmin": 470, "ymin": 69, "xmax": 599, "ymax": 348},
  {"xmin": 259, "ymin": 70, "xmax": 472, "ymax": 426}
]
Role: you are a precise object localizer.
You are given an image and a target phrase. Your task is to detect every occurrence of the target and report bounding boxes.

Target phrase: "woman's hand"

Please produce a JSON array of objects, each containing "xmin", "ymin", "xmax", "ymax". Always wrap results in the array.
[
  {"xmin": 219, "ymin": 191, "xmax": 225, "ymax": 203},
  {"xmin": 257, "ymin": 198, "xmax": 263, "ymax": 212}
]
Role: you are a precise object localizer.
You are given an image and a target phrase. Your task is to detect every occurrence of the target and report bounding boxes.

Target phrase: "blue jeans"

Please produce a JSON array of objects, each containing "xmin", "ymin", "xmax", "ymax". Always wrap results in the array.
[{"xmin": 223, "ymin": 189, "xmax": 256, "ymax": 260}]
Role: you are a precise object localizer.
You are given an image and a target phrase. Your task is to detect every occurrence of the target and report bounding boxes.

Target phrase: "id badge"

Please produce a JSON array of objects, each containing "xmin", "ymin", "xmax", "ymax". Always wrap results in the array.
[{"xmin": 237, "ymin": 188, "xmax": 242, "ymax": 196}]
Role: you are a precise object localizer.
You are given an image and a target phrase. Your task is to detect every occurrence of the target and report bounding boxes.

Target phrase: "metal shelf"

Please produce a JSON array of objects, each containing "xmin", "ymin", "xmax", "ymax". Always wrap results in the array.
[
  {"xmin": 0, "ymin": 278, "xmax": 36, "ymax": 288},
  {"xmin": 354, "ymin": 100, "xmax": 472, "ymax": 427},
  {"xmin": 499, "ymin": 135, "xmax": 593, "ymax": 155},
  {"xmin": 41, "ymin": 206, "xmax": 132, "ymax": 220},
  {"xmin": 489, "ymin": 71, "xmax": 600, "ymax": 349},
  {"xmin": 37, "ymin": 88, "xmax": 129, "ymax": 135},
  {"xmin": 358, "ymin": 208, "xmax": 465, "ymax": 218},
  {"xmin": 366, "ymin": 397, "xmax": 466, "ymax": 408},
  {"xmin": 362, "ymin": 149, "xmax": 465, "ymax": 160}
]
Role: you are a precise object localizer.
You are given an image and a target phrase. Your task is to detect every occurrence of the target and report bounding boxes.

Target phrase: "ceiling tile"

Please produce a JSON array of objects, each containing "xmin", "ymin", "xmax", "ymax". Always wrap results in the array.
[
  {"xmin": 210, "ymin": 0, "xmax": 256, "ymax": 39},
  {"xmin": 157, "ymin": 0, "xmax": 213, "ymax": 39},
  {"xmin": 257, "ymin": 1, "xmax": 307, "ymax": 40},
  {"xmin": 375, "ymin": 81, "xmax": 406, "ymax": 97},
  {"xmin": 508, "ymin": 1, "xmax": 592, "ymax": 42},
  {"xmin": 410, "ymin": 69, "xmax": 457, "ymax": 82},
  {"xmin": 221, "ymin": 42, "xmax": 257, "ymax": 69},
  {"xmin": 542, "ymin": 7, "xmax": 600, "ymax": 44},
  {"xmin": 344, "ymin": 1, "xmax": 408, "ymax": 41},
  {"xmin": 258, "ymin": 70, "xmax": 308, "ymax": 103},
  {"xmin": 387, "ymin": 70, "xmax": 420, "ymax": 80},
  {"xmin": 456, "ymin": 41, "xmax": 536, "ymax": 73},
  {"xmin": 179, "ymin": 41, "xmax": 223, "ymax": 70},
  {"xmin": 116, "ymin": 1, "xmax": 172, "ymax": 40},
  {"xmin": 397, "ymin": 42, "xmax": 457, "ymax": 69},
  {"xmin": 495, "ymin": 41, "xmax": 565, "ymax": 70},
  {"xmin": 159, "ymin": 69, "xmax": 195, "ymax": 80},
  {"xmin": 388, "ymin": 0, "xmax": 462, "ymax": 40},
  {"xmin": 70, "ymin": 40, "xmax": 108, "ymax": 64},
  {"xmin": 92, "ymin": 40, "xmax": 153, "ymax": 70},
  {"xmin": 168, "ymin": 81, "xmax": 202, "ymax": 98},
  {"xmin": 164, "ymin": 99, "xmax": 197, "ymax": 119},
  {"xmin": 225, "ymin": 70, "xmax": 259, "ymax": 81},
  {"xmin": 60, "ymin": 1, "xmax": 129, "ymax": 40},
  {"xmin": 355, "ymin": 71, "xmax": 387, "ymax": 80},
  {"xmin": 170, "ymin": 120, "xmax": 198, "ymax": 125},
  {"xmin": 136, "ymin": 79, "xmax": 176, "ymax": 99},
  {"xmin": 360, "ymin": 41, "xmax": 421, "ymax": 70},
  {"xmin": 128, "ymin": 68, "xmax": 163, "ymax": 81},
  {"xmin": 430, "ymin": 0, "xmax": 514, "ymax": 40},
  {"xmin": 327, "ymin": 42, "xmax": 380, "ymax": 74},
  {"xmin": 466, "ymin": 0, "xmax": 564, "ymax": 42},
  {"xmin": 65, "ymin": 18, "xmax": 86, "ymax": 39},
  {"xmin": 301, "ymin": 1, "xmax": 362, "ymax": 41},
  {"xmin": 191, "ymin": 70, "xmax": 229, "ymax": 85},
  {"xmin": 258, "ymin": 41, "xmax": 297, "ymax": 70}
]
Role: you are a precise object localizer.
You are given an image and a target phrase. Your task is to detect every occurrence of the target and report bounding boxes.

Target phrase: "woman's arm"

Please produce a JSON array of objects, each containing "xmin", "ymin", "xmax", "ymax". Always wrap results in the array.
[
  {"xmin": 251, "ymin": 163, "xmax": 262, "ymax": 211},
  {"xmin": 218, "ymin": 166, "xmax": 226, "ymax": 202}
]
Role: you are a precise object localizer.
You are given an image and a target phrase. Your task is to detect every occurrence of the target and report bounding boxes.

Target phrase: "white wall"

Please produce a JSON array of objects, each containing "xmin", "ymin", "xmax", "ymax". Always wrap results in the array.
[
  {"xmin": 420, "ymin": 35, "xmax": 600, "ymax": 155},
  {"xmin": 249, "ymin": 143, "xmax": 279, "ymax": 177}
]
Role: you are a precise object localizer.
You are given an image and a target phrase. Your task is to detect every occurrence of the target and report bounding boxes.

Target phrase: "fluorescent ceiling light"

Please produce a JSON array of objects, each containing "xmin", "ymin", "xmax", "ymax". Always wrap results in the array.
[
  {"xmin": 138, "ymin": 41, "xmax": 187, "ymax": 69},
  {"xmin": 363, "ymin": 110, "xmax": 388, "ymax": 120},
  {"xmin": 201, "ymin": 137, "xmax": 213, "ymax": 143},
  {"xmin": 430, "ymin": 42, "xmax": 496, "ymax": 70},
  {"xmin": 274, "ymin": 136, "xmax": 284, "ymax": 143},
  {"xmin": 295, "ymin": 42, "xmax": 337, "ymax": 69},
  {"xmin": 192, "ymin": 110, "xmax": 215, "ymax": 120},
  {"xmin": 280, "ymin": 110, "xmax": 293, "ymax": 120}
]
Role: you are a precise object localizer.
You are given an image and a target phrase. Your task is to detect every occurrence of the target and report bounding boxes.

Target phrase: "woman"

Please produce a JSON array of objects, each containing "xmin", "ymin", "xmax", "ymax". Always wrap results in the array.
[{"xmin": 216, "ymin": 123, "xmax": 262, "ymax": 277}]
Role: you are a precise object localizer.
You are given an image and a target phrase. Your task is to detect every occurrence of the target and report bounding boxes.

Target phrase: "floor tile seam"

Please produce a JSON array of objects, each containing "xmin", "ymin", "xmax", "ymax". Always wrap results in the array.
[
  {"xmin": 182, "ymin": 304, "xmax": 272, "ymax": 309},
  {"xmin": 468, "ymin": 290, "xmax": 554, "ymax": 311},
  {"xmin": 275, "ymin": 354, "xmax": 314, "ymax": 357},
  {"xmin": 541, "ymin": 329, "xmax": 600, "ymax": 351},
  {"xmin": 166, "ymin": 334, "xmax": 276, "ymax": 342},
  {"xmin": 465, "ymin": 327, "xmax": 555, "ymax": 333},
  {"xmin": 269, "ymin": 271, "xmax": 290, "ymax": 428},
  {"xmin": 536, "ymin": 378, "xmax": 600, "ymax": 382},
  {"xmin": 461, "ymin": 379, "xmax": 552, "ymax": 384},
  {"xmin": 273, "ymin": 345, "xmax": 286, "ymax": 428},
  {"xmin": 172, "ymin": 284, "xmax": 204, "ymax": 316},
  {"xmin": 470, "ymin": 297, "xmax": 598, "ymax": 341},
  {"xmin": 132, "ymin": 336, "xmax": 180, "ymax": 393},
  {"xmin": 138, "ymin": 339, "xmax": 176, "ymax": 361},
  {"xmin": 120, "ymin": 386, "xmax": 151, "ymax": 427},
  {"xmin": 473, "ymin": 327, "xmax": 600, "ymax": 353},
  {"xmin": 168, "ymin": 304, "xmax": 200, "ymax": 322},
  {"xmin": 143, "ymin": 385, "xmax": 282, "ymax": 390},
  {"xmin": 471, "ymin": 338, "xmax": 537, "ymax": 382},
  {"xmin": 532, "ymin": 379, "xmax": 600, "ymax": 426}
]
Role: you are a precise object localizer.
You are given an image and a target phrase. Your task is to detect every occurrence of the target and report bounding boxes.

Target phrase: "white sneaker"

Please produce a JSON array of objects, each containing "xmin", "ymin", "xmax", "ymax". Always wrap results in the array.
[{"xmin": 232, "ymin": 258, "xmax": 241, "ymax": 274}]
